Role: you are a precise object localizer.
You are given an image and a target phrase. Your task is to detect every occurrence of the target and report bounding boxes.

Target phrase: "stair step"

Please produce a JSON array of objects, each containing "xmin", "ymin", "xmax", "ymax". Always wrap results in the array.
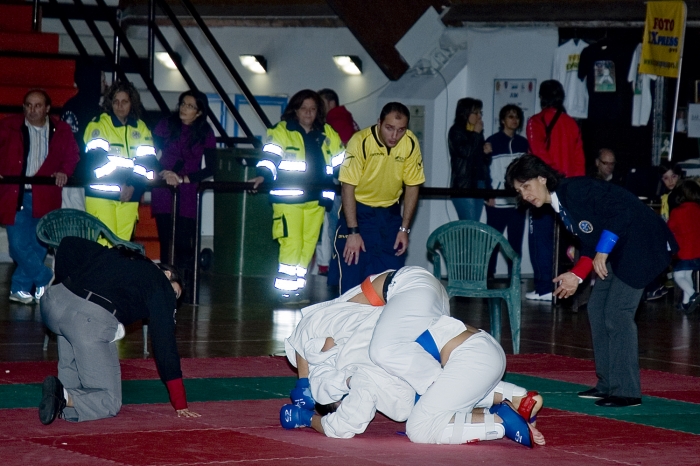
[
  {"xmin": 0, "ymin": 4, "xmax": 35, "ymax": 33},
  {"xmin": 0, "ymin": 57, "xmax": 75, "ymax": 87},
  {"xmin": 0, "ymin": 86, "xmax": 77, "ymax": 108},
  {"xmin": 0, "ymin": 32, "xmax": 59, "ymax": 54}
]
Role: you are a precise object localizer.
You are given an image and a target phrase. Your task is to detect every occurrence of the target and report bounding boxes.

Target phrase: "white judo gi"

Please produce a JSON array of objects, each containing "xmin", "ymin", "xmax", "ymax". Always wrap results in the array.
[
  {"xmin": 368, "ymin": 266, "xmax": 451, "ymax": 395},
  {"xmin": 285, "ymin": 280, "xmax": 415, "ymax": 439}
]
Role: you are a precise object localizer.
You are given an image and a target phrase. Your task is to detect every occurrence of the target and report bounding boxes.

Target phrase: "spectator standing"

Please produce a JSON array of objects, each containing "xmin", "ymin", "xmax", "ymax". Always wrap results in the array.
[
  {"xmin": 485, "ymin": 104, "xmax": 529, "ymax": 277},
  {"xmin": 667, "ymin": 179, "xmax": 700, "ymax": 313},
  {"xmin": 449, "ymin": 98, "xmax": 492, "ymax": 221},
  {"xmin": 659, "ymin": 163, "xmax": 683, "ymax": 221},
  {"xmin": 329, "ymin": 102, "xmax": 425, "ymax": 294},
  {"xmin": 0, "ymin": 89, "xmax": 79, "ymax": 304},
  {"xmin": 152, "ymin": 90, "xmax": 216, "ymax": 299},
  {"xmin": 525, "ymin": 80, "xmax": 585, "ymax": 301},
  {"xmin": 83, "ymin": 81, "xmax": 157, "ymax": 242},
  {"xmin": 316, "ymin": 89, "xmax": 359, "ymax": 277},
  {"xmin": 252, "ymin": 90, "xmax": 344, "ymax": 303}
]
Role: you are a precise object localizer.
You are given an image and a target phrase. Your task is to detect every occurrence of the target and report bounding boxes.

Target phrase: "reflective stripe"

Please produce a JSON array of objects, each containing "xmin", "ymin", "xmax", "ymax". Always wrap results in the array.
[
  {"xmin": 135, "ymin": 145, "xmax": 156, "ymax": 157},
  {"xmin": 278, "ymin": 160, "xmax": 307, "ymax": 172},
  {"xmin": 275, "ymin": 277, "xmax": 299, "ymax": 291},
  {"xmin": 296, "ymin": 266, "xmax": 308, "ymax": 277},
  {"xmin": 331, "ymin": 150, "xmax": 345, "ymax": 167},
  {"xmin": 89, "ymin": 184, "xmax": 121, "ymax": 192},
  {"xmin": 322, "ymin": 191, "xmax": 335, "ymax": 201},
  {"xmin": 256, "ymin": 160, "xmax": 278, "ymax": 180},
  {"xmin": 296, "ymin": 277, "xmax": 306, "ymax": 289},
  {"xmin": 85, "ymin": 138, "xmax": 110, "ymax": 153},
  {"xmin": 278, "ymin": 263, "xmax": 297, "ymax": 276},
  {"xmin": 133, "ymin": 165, "xmax": 155, "ymax": 180},
  {"xmin": 262, "ymin": 143, "xmax": 284, "ymax": 157},
  {"xmin": 325, "ymin": 165, "xmax": 333, "ymax": 175},
  {"xmin": 270, "ymin": 189, "xmax": 304, "ymax": 197},
  {"xmin": 94, "ymin": 156, "xmax": 134, "ymax": 178}
]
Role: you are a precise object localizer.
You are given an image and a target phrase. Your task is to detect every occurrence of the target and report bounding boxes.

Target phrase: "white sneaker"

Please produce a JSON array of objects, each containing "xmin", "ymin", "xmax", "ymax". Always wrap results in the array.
[
  {"xmin": 10, "ymin": 291, "xmax": 34, "ymax": 304},
  {"xmin": 525, "ymin": 291, "xmax": 553, "ymax": 301},
  {"xmin": 34, "ymin": 286, "xmax": 46, "ymax": 303}
]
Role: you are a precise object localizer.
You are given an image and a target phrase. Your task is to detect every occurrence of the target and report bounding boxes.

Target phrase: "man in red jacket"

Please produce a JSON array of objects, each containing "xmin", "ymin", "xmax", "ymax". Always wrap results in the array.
[
  {"xmin": 524, "ymin": 80, "xmax": 585, "ymax": 302},
  {"xmin": 0, "ymin": 89, "xmax": 79, "ymax": 304}
]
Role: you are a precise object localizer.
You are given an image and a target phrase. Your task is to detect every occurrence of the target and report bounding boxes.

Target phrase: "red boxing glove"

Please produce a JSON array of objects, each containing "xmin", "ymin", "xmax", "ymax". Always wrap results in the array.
[
  {"xmin": 166, "ymin": 378, "xmax": 188, "ymax": 410},
  {"xmin": 570, "ymin": 256, "xmax": 593, "ymax": 281}
]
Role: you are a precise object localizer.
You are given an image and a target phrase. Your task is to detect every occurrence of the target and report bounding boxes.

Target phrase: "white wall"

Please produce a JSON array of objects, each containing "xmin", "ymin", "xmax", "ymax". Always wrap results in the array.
[{"xmin": 152, "ymin": 26, "xmax": 389, "ymax": 130}]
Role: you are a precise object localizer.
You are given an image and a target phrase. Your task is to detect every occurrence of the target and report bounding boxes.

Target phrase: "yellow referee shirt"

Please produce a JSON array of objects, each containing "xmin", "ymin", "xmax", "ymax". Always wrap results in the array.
[{"xmin": 339, "ymin": 125, "xmax": 425, "ymax": 207}]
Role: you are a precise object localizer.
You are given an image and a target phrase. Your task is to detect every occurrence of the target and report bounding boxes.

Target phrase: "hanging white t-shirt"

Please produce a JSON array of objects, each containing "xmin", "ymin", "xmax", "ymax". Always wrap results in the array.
[
  {"xmin": 552, "ymin": 39, "xmax": 589, "ymax": 119},
  {"xmin": 628, "ymin": 43, "xmax": 656, "ymax": 127}
]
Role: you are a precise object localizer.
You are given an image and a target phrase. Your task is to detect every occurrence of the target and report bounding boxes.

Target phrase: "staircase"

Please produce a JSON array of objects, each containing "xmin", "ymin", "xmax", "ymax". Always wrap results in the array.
[{"xmin": 0, "ymin": 3, "xmax": 77, "ymax": 116}]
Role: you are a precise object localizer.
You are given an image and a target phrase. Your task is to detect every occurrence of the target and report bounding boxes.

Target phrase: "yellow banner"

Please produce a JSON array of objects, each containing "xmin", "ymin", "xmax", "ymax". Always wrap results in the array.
[{"xmin": 639, "ymin": 1, "xmax": 686, "ymax": 77}]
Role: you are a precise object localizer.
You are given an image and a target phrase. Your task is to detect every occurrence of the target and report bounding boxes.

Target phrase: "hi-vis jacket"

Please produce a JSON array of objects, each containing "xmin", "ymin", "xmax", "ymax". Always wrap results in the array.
[
  {"xmin": 256, "ymin": 120, "xmax": 344, "ymax": 206},
  {"xmin": 83, "ymin": 113, "xmax": 158, "ymax": 202}
]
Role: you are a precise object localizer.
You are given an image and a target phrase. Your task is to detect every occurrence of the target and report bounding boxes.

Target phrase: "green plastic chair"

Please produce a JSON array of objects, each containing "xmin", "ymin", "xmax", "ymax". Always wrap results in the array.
[
  {"xmin": 36, "ymin": 208, "xmax": 148, "ymax": 354},
  {"xmin": 36, "ymin": 208, "xmax": 145, "ymax": 255},
  {"xmin": 426, "ymin": 220, "xmax": 522, "ymax": 354}
]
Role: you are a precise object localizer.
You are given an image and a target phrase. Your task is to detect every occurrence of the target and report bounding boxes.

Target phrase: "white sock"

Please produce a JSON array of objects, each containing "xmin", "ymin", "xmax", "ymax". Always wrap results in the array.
[{"xmin": 674, "ymin": 270, "xmax": 695, "ymax": 304}]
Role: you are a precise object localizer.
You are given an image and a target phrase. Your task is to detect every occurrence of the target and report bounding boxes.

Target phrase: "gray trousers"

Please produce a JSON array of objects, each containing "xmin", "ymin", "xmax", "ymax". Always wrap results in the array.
[
  {"xmin": 587, "ymin": 264, "xmax": 644, "ymax": 398},
  {"xmin": 40, "ymin": 284, "xmax": 122, "ymax": 422}
]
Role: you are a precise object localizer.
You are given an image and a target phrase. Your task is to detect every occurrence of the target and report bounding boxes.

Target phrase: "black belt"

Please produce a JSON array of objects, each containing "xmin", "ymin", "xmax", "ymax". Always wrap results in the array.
[
  {"xmin": 63, "ymin": 278, "xmax": 117, "ymax": 315},
  {"xmin": 382, "ymin": 270, "xmax": 396, "ymax": 302}
]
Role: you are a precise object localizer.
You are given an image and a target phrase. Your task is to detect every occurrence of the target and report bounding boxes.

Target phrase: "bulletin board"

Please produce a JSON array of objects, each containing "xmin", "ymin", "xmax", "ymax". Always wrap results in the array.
[{"xmin": 492, "ymin": 79, "xmax": 537, "ymax": 134}]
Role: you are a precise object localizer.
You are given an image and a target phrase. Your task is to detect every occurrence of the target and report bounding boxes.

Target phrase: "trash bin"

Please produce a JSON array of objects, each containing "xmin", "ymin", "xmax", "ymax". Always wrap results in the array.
[{"xmin": 213, "ymin": 148, "xmax": 278, "ymax": 277}]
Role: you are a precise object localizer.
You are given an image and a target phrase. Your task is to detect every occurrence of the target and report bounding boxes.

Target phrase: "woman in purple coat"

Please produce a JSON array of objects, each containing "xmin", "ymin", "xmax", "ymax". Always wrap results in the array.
[{"xmin": 152, "ymin": 90, "xmax": 216, "ymax": 297}]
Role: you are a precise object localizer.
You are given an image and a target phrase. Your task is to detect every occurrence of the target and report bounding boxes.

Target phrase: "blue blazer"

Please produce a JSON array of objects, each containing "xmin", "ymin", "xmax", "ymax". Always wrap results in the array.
[{"xmin": 554, "ymin": 177, "xmax": 678, "ymax": 289}]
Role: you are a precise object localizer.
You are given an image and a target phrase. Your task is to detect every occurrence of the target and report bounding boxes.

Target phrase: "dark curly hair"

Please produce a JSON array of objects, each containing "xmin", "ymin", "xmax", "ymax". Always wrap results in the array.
[
  {"xmin": 101, "ymin": 81, "xmax": 142, "ymax": 120},
  {"xmin": 505, "ymin": 154, "xmax": 564, "ymax": 202},
  {"xmin": 498, "ymin": 104, "xmax": 524, "ymax": 132}
]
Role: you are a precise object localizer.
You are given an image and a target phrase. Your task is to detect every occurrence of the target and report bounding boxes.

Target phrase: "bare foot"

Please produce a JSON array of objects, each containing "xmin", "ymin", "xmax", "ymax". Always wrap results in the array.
[{"xmin": 529, "ymin": 422, "xmax": 546, "ymax": 445}]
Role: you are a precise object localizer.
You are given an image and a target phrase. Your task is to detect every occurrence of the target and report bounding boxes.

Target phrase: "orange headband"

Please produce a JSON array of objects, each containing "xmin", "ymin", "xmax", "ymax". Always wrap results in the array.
[{"xmin": 361, "ymin": 276, "xmax": 385, "ymax": 306}]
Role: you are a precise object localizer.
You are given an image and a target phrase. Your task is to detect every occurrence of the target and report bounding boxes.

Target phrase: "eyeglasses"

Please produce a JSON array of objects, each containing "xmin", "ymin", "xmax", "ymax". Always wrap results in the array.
[
  {"xmin": 598, "ymin": 160, "xmax": 616, "ymax": 166},
  {"xmin": 179, "ymin": 102, "xmax": 198, "ymax": 111}
]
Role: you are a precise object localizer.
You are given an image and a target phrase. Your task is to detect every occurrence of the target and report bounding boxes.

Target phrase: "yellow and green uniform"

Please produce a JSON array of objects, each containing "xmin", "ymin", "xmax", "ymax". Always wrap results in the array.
[
  {"xmin": 83, "ymin": 113, "xmax": 156, "ymax": 242},
  {"xmin": 256, "ymin": 120, "xmax": 344, "ymax": 293}
]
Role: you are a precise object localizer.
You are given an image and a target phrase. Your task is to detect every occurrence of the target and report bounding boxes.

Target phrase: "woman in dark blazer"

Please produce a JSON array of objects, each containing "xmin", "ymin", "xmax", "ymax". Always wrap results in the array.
[{"xmin": 506, "ymin": 155, "xmax": 677, "ymax": 408}]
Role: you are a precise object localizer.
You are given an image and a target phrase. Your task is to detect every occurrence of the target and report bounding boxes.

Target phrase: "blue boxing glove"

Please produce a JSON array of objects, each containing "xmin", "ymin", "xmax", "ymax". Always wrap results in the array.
[
  {"xmin": 280, "ymin": 403, "xmax": 314, "ymax": 429},
  {"xmin": 290, "ymin": 378, "xmax": 315, "ymax": 410}
]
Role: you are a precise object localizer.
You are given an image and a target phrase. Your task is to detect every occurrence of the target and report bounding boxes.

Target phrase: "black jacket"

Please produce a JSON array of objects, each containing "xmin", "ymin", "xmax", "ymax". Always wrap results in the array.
[
  {"xmin": 448, "ymin": 125, "xmax": 491, "ymax": 190},
  {"xmin": 55, "ymin": 237, "xmax": 182, "ymax": 384},
  {"xmin": 555, "ymin": 177, "xmax": 677, "ymax": 289}
]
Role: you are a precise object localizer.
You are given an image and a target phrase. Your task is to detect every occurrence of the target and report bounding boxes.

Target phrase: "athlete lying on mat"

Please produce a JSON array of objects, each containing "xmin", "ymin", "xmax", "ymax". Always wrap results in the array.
[{"xmin": 281, "ymin": 266, "xmax": 545, "ymax": 447}]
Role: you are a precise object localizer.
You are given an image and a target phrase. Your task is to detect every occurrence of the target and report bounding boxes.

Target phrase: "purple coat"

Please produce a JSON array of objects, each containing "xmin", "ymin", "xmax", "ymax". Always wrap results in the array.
[{"xmin": 151, "ymin": 119, "xmax": 216, "ymax": 219}]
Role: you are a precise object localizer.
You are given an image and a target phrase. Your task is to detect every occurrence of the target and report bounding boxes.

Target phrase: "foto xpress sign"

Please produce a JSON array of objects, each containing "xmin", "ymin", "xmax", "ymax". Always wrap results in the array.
[{"xmin": 639, "ymin": 1, "xmax": 687, "ymax": 78}]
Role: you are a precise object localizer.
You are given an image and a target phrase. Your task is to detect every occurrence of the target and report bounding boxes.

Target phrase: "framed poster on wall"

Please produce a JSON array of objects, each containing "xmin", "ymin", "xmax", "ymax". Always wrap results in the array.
[{"xmin": 492, "ymin": 79, "xmax": 537, "ymax": 134}]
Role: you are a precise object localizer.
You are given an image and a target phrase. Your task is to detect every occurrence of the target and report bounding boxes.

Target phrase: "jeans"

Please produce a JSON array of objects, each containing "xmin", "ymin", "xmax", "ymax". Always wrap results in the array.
[
  {"xmin": 452, "ymin": 181, "xmax": 486, "ymax": 221},
  {"xmin": 6, "ymin": 192, "xmax": 53, "ymax": 294}
]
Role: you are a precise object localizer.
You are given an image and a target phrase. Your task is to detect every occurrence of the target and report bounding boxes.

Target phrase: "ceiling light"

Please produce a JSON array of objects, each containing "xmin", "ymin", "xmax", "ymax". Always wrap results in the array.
[
  {"xmin": 333, "ymin": 55, "xmax": 362, "ymax": 75},
  {"xmin": 155, "ymin": 52, "xmax": 178, "ymax": 70},
  {"xmin": 239, "ymin": 55, "xmax": 267, "ymax": 74}
]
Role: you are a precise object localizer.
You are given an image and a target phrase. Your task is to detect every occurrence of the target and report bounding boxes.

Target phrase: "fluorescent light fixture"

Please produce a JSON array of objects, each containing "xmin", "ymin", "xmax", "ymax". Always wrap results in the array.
[
  {"xmin": 239, "ymin": 55, "xmax": 267, "ymax": 74},
  {"xmin": 155, "ymin": 52, "xmax": 178, "ymax": 70},
  {"xmin": 333, "ymin": 55, "xmax": 362, "ymax": 75}
]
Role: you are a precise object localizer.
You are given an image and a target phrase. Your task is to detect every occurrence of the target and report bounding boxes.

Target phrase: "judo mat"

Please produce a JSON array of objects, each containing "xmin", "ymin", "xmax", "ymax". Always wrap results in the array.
[{"xmin": 1, "ymin": 354, "xmax": 699, "ymax": 465}]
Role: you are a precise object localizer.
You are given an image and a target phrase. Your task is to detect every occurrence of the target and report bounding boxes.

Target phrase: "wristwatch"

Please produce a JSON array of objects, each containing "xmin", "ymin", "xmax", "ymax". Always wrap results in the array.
[
  {"xmin": 347, "ymin": 227, "xmax": 360, "ymax": 235},
  {"xmin": 398, "ymin": 226, "xmax": 411, "ymax": 234}
]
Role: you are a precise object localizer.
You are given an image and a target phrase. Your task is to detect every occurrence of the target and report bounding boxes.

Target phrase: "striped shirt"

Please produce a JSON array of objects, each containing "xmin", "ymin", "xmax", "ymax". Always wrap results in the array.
[{"xmin": 25, "ymin": 118, "xmax": 50, "ymax": 189}]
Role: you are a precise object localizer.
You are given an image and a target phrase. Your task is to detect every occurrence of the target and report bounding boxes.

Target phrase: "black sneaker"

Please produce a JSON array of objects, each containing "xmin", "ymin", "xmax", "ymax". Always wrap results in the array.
[
  {"xmin": 680, "ymin": 292, "xmax": 700, "ymax": 315},
  {"xmin": 39, "ymin": 376, "xmax": 66, "ymax": 425},
  {"xmin": 577, "ymin": 387, "xmax": 607, "ymax": 399}
]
